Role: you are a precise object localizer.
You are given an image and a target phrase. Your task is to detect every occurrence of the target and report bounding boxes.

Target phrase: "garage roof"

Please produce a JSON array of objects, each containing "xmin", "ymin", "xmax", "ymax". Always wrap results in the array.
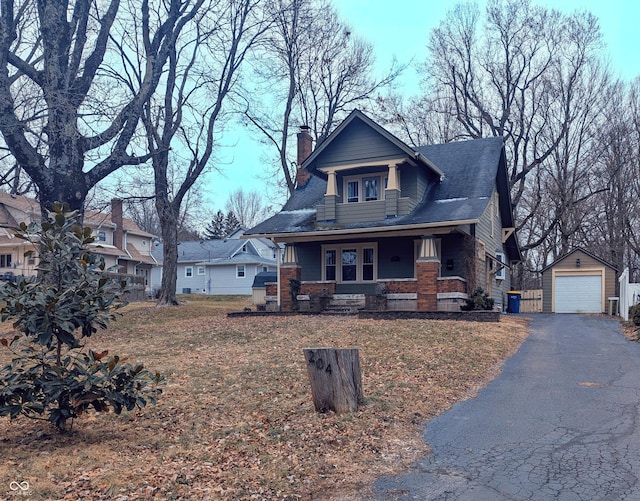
[{"xmin": 541, "ymin": 247, "xmax": 617, "ymax": 273}]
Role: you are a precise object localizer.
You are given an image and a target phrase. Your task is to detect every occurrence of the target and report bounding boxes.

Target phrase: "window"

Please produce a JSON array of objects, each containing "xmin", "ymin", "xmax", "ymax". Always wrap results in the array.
[
  {"xmin": 495, "ymin": 252, "xmax": 506, "ymax": 280},
  {"xmin": 0, "ymin": 254, "xmax": 11, "ymax": 268},
  {"xmin": 325, "ymin": 250, "xmax": 336, "ymax": 281},
  {"xmin": 345, "ymin": 175, "xmax": 384, "ymax": 203},
  {"xmin": 197, "ymin": 266, "xmax": 205, "ymax": 275},
  {"xmin": 342, "ymin": 249, "xmax": 357, "ymax": 281},
  {"xmin": 362, "ymin": 247, "xmax": 374, "ymax": 280},
  {"xmin": 98, "ymin": 231, "xmax": 106, "ymax": 242},
  {"xmin": 185, "ymin": 266, "xmax": 193, "ymax": 278},
  {"xmin": 347, "ymin": 180, "xmax": 359, "ymax": 203},
  {"xmin": 323, "ymin": 244, "xmax": 376, "ymax": 283},
  {"xmin": 363, "ymin": 177, "xmax": 379, "ymax": 201},
  {"xmin": 237, "ymin": 265, "xmax": 245, "ymax": 278}
]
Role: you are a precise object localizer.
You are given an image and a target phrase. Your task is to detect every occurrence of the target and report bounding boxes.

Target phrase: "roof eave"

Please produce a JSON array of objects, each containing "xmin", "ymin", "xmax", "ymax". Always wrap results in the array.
[{"xmin": 246, "ymin": 219, "xmax": 479, "ymax": 242}]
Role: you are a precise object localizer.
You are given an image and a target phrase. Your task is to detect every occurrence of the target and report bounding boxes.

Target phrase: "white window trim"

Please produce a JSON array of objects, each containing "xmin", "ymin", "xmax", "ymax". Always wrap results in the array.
[
  {"xmin": 185, "ymin": 266, "xmax": 194, "ymax": 278},
  {"xmin": 343, "ymin": 174, "xmax": 386, "ymax": 203},
  {"xmin": 236, "ymin": 265, "xmax": 246, "ymax": 278},
  {"xmin": 197, "ymin": 266, "xmax": 205, "ymax": 275},
  {"xmin": 322, "ymin": 243, "xmax": 378, "ymax": 283}
]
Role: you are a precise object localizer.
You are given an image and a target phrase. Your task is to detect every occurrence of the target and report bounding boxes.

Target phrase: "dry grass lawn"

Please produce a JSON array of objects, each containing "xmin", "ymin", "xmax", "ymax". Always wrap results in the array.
[{"xmin": 0, "ymin": 295, "xmax": 529, "ymax": 500}]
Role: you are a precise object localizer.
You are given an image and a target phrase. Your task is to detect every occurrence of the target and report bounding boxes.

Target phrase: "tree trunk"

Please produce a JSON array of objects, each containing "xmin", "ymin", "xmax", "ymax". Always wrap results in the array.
[
  {"xmin": 303, "ymin": 348, "xmax": 363, "ymax": 413},
  {"xmin": 156, "ymin": 194, "xmax": 180, "ymax": 306}
]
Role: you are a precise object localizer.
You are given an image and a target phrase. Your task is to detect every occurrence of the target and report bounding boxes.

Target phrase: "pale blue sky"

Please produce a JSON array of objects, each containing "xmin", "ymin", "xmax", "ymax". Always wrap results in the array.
[{"xmin": 207, "ymin": 0, "xmax": 639, "ymax": 213}]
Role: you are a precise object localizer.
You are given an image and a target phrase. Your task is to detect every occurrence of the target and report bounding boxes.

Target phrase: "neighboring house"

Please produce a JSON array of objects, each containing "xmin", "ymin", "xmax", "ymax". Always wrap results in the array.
[
  {"xmin": 542, "ymin": 248, "xmax": 617, "ymax": 314},
  {"xmin": 0, "ymin": 193, "xmax": 160, "ymax": 295},
  {"xmin": 243, "ymin": 110, "xmax": 521, "ymax": 312},
  {"xmin": 155, "ymin": 236, "xmax": 278, "ymax": 295}
]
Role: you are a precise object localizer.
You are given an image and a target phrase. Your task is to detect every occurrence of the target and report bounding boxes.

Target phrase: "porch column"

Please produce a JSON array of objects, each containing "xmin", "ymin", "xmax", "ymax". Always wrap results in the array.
[
  {"xmin": 416, "ymin": 236, "xmax": 440, "ymax": 311},
  {"xmin": 323, "ymin": 170, "xmax": 338, "ymax": 221},
  {"xmin": 280, "ymin": 244, "xmax": 301, "ymax": 311},
  {"xmin": 385, "ymin": 163, "xmax": 399, "ymax": 218},
  {"xmin": 325, "ymin": 170, "xmax": 337, "ymax": 196}
]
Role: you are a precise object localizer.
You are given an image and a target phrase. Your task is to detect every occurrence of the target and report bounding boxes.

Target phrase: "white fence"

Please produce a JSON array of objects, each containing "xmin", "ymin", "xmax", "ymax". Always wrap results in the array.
[{"xmin": 619, "ymin": 268, "xmax": 640, "ymax": 321}]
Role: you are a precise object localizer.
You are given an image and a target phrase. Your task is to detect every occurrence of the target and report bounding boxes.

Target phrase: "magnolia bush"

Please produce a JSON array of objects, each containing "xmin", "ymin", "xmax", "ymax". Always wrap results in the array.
[{"xmin": 0, "ymin": 205, "xmax": 163, "ymax": 431}]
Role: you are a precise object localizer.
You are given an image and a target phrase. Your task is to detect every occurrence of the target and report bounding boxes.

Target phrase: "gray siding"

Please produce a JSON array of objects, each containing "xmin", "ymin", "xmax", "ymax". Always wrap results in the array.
[
  {"xmin": 176, "ymin": 263, "xmax": 206, "ymax": 294},
  {"xmin": 298, "ymin": 238, "xmax": 417, "ymax": 282},
  {"xmin": 440, "ymin": 234, "xmax": 467, "ymax": 278},
  {"xmin": 399, "ymin": 165, "xmax": 418, "ymax": 200},
  {"xmin": 335, "ymin": 200, "xmax": 386, "ymax": 224},
  {"xmin": 176, "ymin": 261, "xmax": 275, "ymax": 295},
  {"xmin": 298, "ymin": 242, "xmax": 322, "ymax": 281},
  {"xmin": 209, "ymin": 265, "xmax": 251, "ymax": 295},
  {"xmin": 378, "ymin": 238, "xmax": 415, "ymax": 279},
  {"xmin": 316, "ymin": 119, "xmax": 406, "ymax": 166},
  {"xmin": 476, "ymin": 190, "xmax": 512, "ymax": 308}
]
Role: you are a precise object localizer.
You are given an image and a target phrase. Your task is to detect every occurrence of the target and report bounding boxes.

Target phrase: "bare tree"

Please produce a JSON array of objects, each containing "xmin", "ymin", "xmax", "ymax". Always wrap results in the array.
[
  {"xmin": 404, "ymin": 0, "xmax": 616, "ymax": 272},
  {"xmin": 590, "ymin": 80, "xmax": 640, "ymax": 280},
  {"xmin": 0, "ymin": 0, "xmax": 202, "ymax": 216},
  {"xmin": 224, "ymin": 188, "xmax": 270, "ymax": 228},
  {"xmin": 244, "ymin": 0, "xmax": 402, "ymax": 196},
  {"xmin": 139, "ymin": 0, "xmax": 270, "ymax": 305},
  {"xmin": 519, "ymin": 15, "xmax": 610, "ymax": 259}
]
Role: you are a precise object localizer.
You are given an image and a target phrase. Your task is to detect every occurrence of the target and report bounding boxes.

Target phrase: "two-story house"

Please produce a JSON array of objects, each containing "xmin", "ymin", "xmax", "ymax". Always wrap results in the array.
[
  {"xmin": 243, "ymin": 110, "xmax": 520, "ymax": 312},
  {"xmin": 0, "ymin": 194, "xmax": 159, "ymax": 295}
]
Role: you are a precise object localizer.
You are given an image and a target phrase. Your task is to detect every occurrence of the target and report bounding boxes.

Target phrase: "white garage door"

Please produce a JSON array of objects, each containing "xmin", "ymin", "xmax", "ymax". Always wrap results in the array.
[{"xmin": 555, "ymin": 275, "xmax": 602, "ymax": 313}]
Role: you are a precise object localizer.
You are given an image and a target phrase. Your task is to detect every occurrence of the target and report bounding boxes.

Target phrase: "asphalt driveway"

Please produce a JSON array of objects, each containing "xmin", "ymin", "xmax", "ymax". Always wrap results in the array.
[{"xmin": 373, "ymin": 314, "xmax": 640, "ymax": 500}]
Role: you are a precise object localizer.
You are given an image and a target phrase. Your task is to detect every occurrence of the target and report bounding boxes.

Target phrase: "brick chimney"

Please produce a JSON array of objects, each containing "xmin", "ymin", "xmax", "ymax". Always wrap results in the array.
[
  {"xmin": 296, "ymin": 125, "xmax": 313, "ymax": 188},
  {"xmin": 111, "ymin": 198, "xmax": 124, "ymax": 250}
]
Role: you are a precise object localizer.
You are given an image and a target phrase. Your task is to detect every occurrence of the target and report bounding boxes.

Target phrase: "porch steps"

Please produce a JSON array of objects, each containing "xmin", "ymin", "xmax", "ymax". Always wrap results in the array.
[{"xmin": 321, "ymin": 294, "xmax": 365, "ymax": 315}]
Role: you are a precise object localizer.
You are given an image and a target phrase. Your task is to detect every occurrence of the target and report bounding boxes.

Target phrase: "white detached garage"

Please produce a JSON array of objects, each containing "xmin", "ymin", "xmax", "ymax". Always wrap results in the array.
[{"xmin": 542, "ymin": 248, "xmax": 617, "ymax": 314}]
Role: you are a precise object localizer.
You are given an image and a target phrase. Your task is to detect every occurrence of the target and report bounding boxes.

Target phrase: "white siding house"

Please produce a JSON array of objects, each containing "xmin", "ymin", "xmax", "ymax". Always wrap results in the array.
[{"xmin": 155, "ymin": 237, "xmax": 278, "ymax": 296}]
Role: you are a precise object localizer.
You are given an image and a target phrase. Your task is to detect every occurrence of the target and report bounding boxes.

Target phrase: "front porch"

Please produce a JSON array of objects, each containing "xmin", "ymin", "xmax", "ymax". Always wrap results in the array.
[
  {"xmin": 264, "ymin": 275, "xmax": 469, "ymax": 313},
  {"xmin": 265, "ymin": 235, "xmax": 489, "ymax": 312}
]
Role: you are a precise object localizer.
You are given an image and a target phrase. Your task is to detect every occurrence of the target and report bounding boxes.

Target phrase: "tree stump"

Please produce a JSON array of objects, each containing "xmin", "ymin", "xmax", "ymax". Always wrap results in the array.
[{"xmin": 303, "ymin": 348, "xmax": 363, "ymax": 413}]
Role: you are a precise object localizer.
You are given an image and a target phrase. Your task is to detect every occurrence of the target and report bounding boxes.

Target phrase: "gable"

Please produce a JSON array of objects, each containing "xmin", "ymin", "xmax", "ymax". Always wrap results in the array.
[
  {"xmin": 308, "ymin": 118, "xmax": 407, "ymax": 171},
  {"xmin": 542, "ymin": 248, "xmax": 617, "ymax": 273}
]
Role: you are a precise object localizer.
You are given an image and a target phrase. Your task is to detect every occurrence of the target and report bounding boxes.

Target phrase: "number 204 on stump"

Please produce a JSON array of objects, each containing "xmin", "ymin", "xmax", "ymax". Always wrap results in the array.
[{"xmin": 303, "ymin": 348, "xmax": 364, "ymax": 413}]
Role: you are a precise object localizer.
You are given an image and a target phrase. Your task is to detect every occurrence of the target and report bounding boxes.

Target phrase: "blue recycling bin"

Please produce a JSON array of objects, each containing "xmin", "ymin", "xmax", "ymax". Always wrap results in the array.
[{"xmin": 507, "ymin": 291, "xmax": 521, "ymax": 313}]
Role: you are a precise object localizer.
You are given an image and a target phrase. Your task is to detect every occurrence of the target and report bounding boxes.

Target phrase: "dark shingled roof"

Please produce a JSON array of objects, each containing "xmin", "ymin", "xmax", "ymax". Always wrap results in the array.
[
  {"xmin": 252, "ymin": 271, "xmax": 277, "ymax": 288},
  {"xmin": 245, "ymin": 135, "xmax": 508, "ymax": 237}
]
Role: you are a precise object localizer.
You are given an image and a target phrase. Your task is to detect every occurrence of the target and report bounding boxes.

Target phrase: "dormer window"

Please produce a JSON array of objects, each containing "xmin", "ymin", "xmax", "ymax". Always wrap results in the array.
[
  {"xmin": 98, "ymin": 230, "xmax": 106, "ymax": 242},
  {"xmin": 364, "ymin": 177, "xmax": 379, "ymax": 201},
  {"xmin": 344, "ymin": 175, "xmax": 385, "ymax": 203},
  {"xmin": 347, "ymin": 180, "xmax": 359, "ymax": 203}
]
